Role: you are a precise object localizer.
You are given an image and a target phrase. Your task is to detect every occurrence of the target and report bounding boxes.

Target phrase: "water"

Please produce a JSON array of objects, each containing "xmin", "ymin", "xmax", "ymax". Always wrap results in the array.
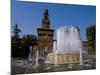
[
  {"xmin": 53, "ymin": 41, "xmax": 57, "ymax": 53},
  {"xmin": 35, "ymin": 50, "xmax": 39, "ymax": 66},
  {"xmin": 25, "ymin": 50, "xmax": 39, "ymax": 73},
  {"xmin": 54, "ymin": 26, "xmax": 82, "ymax": 53},
  {"xmin": 54, "ymin": 51, "xmax": 58, "ymax": 66},
  {"xmin": 79, "ymin": 48, "xmax": 83, "ymax": 65},
  {"xmin": 51, "ymin": 26, "xmax": 83, "ymax": 64},
  {"xmin": 53, "ymin": 41, "xmax": 58, "ymax": 66},
  {"xmin": 11, "ymin": 55, "xmax": 96, "ymax": 74},
  {"xmin": 28, "ymin": 46, "xmax": 33, "ymax": 62}
]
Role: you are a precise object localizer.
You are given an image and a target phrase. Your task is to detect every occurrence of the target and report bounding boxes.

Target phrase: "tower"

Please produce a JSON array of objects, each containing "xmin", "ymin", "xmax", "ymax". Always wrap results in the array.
[
  {"xmin": 37, "ymin": 9, "xmax": 54, "ymax": 56},
  {"xmin": 42, "ymin": 9, "xmax": 50, "ymax": 29}
]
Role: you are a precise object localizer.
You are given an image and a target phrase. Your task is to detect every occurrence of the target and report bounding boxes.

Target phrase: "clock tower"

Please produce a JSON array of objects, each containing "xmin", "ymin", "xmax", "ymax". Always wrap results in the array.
[{"xmin": 37, "ymin": 9, "xmax": 54, "ymax": 56}]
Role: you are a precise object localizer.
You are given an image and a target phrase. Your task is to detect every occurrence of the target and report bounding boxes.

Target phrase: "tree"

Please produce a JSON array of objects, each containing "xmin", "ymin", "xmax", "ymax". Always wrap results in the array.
[
  {"xmin": 22, "ymin": 34, "xmax": 37, "ymax": 46},
  {"xmin": 86, "ymin": 25, "xmax": 96, "ymax": 54},
  {"xmin": 11, "ymin": 24, "xmax": 38, "ymax": 58},
  {"xmin": 12, "ymin": 24, "xmax": 21, "ymax": 40},
  {"xmin": 22, "ymin": 34, "xmax": 37, "ymax": 57},
  {"xmin": 11, "ymin": 24, "xmax": 22, "ymax": 57}
]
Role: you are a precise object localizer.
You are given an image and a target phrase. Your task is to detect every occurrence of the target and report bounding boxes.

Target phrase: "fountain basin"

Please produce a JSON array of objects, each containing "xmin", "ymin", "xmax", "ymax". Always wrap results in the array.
[{"xmin": 45, "ymin": 52, "xmax": 80, "ymax": 64}]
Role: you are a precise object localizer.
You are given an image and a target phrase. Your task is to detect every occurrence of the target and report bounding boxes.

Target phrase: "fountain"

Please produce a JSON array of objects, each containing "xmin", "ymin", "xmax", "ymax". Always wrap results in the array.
[
  {"xmin": 53, "ymin": 41, "xmax": 57, "ymax": 53},
  {"xmin": 46, "ymin": 26, "xmax": 82, "ymax": 64},
  {"xmin": 79, "ymin": 48, "xmax": 83, "ymax": 65},
  {"xmin": 25, "ymin": 50, "xmax": 39, "ymax": 73},
  {"xmin": 28, "ymin": 46, "xmax": 33, "ymax": 62},
  {"xmin": 12, "ymin": 25, "xmax": 96, "ymax": 74},
  {"xmin": 54, "ymin": 51, "xmax": 58, "ymax": 66},
  {"xmin": 35, "ymin": 50, "xmax": 39, "ymax": 66}
]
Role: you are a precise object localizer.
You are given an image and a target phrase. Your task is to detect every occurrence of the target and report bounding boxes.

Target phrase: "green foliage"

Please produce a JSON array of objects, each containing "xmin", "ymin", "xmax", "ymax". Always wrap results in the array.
[
  {"xmin": 86, "ymin": 25, "xmax": 96, "ymax": 54},
  {"xmin": 11, "ymin": 33, "xmax": 37, "ymax": 58},
  {"xmin": 22, "ymin": 34, "xmax": 37, "ymax": 46},
  {"xmin": 13, "ymin": 24, "xmax": 21, "ymax": 40},
  {"xmin": 11, "ymin": 24, "xmax": 37, "ymax": 58}
]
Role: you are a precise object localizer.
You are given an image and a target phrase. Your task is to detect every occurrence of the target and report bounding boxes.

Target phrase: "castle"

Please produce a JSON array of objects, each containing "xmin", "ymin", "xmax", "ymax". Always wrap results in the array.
[{"xmin": 37, "ymin": 9, "xmax": 54, "ymax": 57}]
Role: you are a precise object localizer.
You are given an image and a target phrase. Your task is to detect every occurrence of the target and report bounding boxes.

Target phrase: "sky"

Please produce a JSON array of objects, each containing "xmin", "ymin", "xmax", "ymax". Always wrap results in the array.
[{"xmin": 11, "ymin": 0, "xmax": 96, "ymax": 40}]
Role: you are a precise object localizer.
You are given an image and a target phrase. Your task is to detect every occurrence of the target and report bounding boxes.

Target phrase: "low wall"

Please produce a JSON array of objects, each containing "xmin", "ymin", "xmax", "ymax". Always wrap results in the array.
[{"xmin": 45, "ymin": 53, "xmax": 80, "ymax": 64}]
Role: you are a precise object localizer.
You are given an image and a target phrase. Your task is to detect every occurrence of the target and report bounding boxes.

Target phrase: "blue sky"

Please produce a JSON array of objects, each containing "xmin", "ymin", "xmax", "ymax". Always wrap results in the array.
[{"xmin": 11, "ymin": 1, "xmax": 96, "ymax": 40}]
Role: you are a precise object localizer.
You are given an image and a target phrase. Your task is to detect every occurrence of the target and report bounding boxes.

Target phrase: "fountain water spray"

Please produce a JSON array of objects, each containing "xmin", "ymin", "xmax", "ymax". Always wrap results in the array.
[
  {"xmin": 54, "ymin": 51, "xmax": 58, "ymax": 66},
  {"xmin": 28, "ymin": 46, "xmax": 33, "ymax": 62},
  {"xmin": 53, "ymin": 41, "xmax": 57, "ymax": 53},
  {"xmin": 25, "ymin": 46, "xmax": 33, "ymax": 73},
  {"xmin": 56, "ymin": 26, "xmax": 82, "ymax": 53},
  {"xmin": 79, "ymin": 48, "xmax": 83, "ymax": 65},
  {"xmin": 25, "ymin": 48, "xmax": 39, "ymax": 73},
  {"xmin": 35, "ymin": 50, "xmax": 39, "ymax": 66},
  {"xmin": 53, "ymin": 41, "xmax": 58, "ymax": 66}
]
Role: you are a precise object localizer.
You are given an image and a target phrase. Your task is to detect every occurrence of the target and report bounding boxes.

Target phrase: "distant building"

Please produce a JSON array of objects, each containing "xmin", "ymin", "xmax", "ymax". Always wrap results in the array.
[{"xmin": 37, "ymin": 9, "xmax": 54, "ymax": 56}]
